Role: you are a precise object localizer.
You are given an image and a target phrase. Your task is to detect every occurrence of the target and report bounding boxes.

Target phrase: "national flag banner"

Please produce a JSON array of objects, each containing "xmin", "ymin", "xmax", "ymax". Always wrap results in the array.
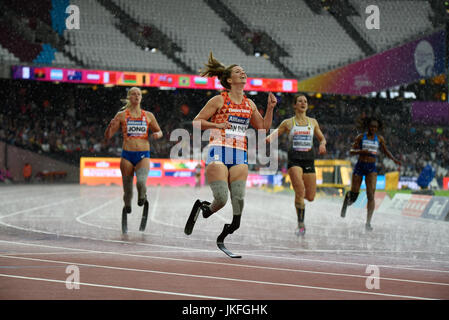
[
  {"xmin": 194, "ymin": 76, "xmax": 208, "ymax": 85},
  {"xmin": 34, "ymin": 68, "xmax": 46, "ymax": 79},
  {"xmin": 50, "ymin": 69, "xmax": 63, "ymax": 80},
  {"xmin": 179, "ymin": 76, "xmax": 190, "ymax": 86},
  {"xmin": 109, "ymin": 72, "xmax": 117, "ymax": 84},
  {"xmin": 158, "ymin": 74, "xmax": 174, "ymax": 85},
  {"xmin": 22, "ymin": 67, "xmax": 31, "ymax": 79},
  {"xmin": 11, "ymin": 65, "xmax": 300, "ymax": 93},
  {"xmin": 86, "ymin": 73, "xmax": 100, "ymax": 81},
  {"xmin": 214, "ymin": 77, "xmax": 223, "ymax": 89},
  {"xmin": 142, "ymin": 74, "xmax": 149, "ymax": 86},
  {"xmin": 67, "ymin": 70, "xmax": 82, "ymax": 81},
  {"xmin": 250, "ymin": 79, "xmax": 263, "ymax": 87},
  {"xmin": 282, "ymin": 80, "xmax": 293, "ymax": 91},
  {"xmin": 123, "ymin": 73, "xmax": 137, "ymax": 84},
  {"xmin": 266, "ymin": 79, "xmax": 279, "ymax": 91},
  {"xmin": 103, "ymin": 72, "xmax": 110, "ymax": 83}
]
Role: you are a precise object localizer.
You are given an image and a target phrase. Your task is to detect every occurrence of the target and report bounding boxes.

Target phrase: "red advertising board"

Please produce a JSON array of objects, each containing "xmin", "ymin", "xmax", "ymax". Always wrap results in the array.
[
  {"xmin": 401, "ymin": 194, "xmax": 432, "ymax": 217},
  {"xmin": 443, "ymin": 177, "xmax": 449, "ymax": 190},
  {"xmin": 80, "ymin": 157, "xmax": 204, "ymax": 187}
]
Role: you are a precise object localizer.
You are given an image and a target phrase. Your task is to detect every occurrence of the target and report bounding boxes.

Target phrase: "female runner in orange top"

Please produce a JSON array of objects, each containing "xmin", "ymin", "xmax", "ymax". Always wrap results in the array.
[
  {"xmin": 104, "ymin": 87, "xmax": 163, "ymax": 232},
  {"xmin": 184, "ymin": 52, "xmax": 277, "ymax": 249}
]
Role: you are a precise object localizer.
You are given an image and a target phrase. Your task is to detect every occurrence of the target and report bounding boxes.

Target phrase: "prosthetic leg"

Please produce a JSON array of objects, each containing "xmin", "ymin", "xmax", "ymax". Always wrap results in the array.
[
  {"xmin": 136, "ymin": 168, "xmax": 150, "ymax": 232},
  {"xmin": 341, "ymin": 191, "xmax": 359, "ymax": 218},
  {"xmin": 138, "ymin": 197, "xmax": 149, "ymax": 232},
  {"xmin": 121, "ymin": 206, "xmax": 131, "ymax": 234},
  {"xmin": 216, "ymin": 214, "xmax": 242, "ymax": 258},
  {"xmin": 184, "ymin": 200, "xmax": 211, "ymax": 235},
  {"xmin": 216, "ymin": 180, "xmax": 245, "ymax": 258},
  {"xmin": 184, "ymin": 180, "xmax": 228, "ymax": 235},
  {"xmin": 121, "ymin": 176, "xmax": 133, "ymax": 235}
]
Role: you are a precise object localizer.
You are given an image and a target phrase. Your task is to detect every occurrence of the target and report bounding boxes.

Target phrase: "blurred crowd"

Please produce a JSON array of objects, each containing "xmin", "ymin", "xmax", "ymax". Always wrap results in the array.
[{"xmin": 0, "ymin": 80, "xmax": 448, "ymax": 186}]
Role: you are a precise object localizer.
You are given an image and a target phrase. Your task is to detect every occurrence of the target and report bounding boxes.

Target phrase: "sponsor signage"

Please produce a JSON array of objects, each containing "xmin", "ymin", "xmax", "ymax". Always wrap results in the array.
[
  {"xmin": 421, "ymin": 196, "xmax": 449, "ymax": 221},
  {"xmin": 80, "ymin": 157, "xmax": 204, "ymax": 187},
  {"xmin": 377, "ymin": 193, "xmax": 449, "ymax": 222},
  {"xmin": 401, "ymin": 194, "xmax": 432, "ymax": 217}
]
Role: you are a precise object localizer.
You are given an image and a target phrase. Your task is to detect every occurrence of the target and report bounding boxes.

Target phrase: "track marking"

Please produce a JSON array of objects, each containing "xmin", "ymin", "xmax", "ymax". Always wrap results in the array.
[
  {"xmin": 0, "ymin": 273, "xmax": 235, "ymax": 300},
  {"xmin": 1, "ymin": 187, "xmax": 448, "ymax": 272},
  {"xmin": 1, "ymin": 241, "xmax": 449, "ymax": 282},
  {"xmin": 0, "ymin": 196, "xmax": 83, "ymax": 219},
  {"xmin": 0, "ymin": 255, "xmax": 440, "ymax": 300},
  {"xmin": 1, "ymin": 213, "xmax": 449, "ymax": 273},
  {"xmin": 75, "ymin": 198, "xmax": 120, "ymax": 228}
]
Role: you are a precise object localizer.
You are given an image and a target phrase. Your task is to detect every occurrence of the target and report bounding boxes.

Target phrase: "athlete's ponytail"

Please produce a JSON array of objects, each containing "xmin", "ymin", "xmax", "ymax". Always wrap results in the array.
[{"xmin": 200, "ymin": 52, "xmax": 237, "ymax": 90}]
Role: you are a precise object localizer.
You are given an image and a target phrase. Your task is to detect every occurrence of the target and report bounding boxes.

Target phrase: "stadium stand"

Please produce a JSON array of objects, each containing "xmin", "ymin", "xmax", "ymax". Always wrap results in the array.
[
  {"xmin": 63, "ymin": 0, "xmax": 183, "ymax": 73},
  {"xmin": 348, "ymin": 0, "xmax": 435, "ymax": 52},
  {"xmin": 110, "ymin": 0, "xmax": 285, "ymax": 77},
  {"xmin": 222, "ymin": 0, "xmax": 364, "ymax": 77},
  {"xmin": 0, "ymin": 0, "xmax": 442, "ymax": 77}
]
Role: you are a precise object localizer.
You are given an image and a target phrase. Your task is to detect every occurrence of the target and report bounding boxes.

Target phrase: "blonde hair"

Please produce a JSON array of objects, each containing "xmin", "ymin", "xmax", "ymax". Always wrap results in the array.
[
  {"xmin": 120, "ymin": 87, "xmax": 141, "ymax": 111},
  {"xmin": 200, "ymin": 52, "xmax": 238, "ymax": 90}
]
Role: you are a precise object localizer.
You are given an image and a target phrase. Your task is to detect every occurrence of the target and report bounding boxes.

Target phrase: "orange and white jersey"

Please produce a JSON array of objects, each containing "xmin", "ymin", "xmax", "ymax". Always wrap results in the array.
[
  {"xmin": 209, "ymin": 91, "xmax": 253, "ymax": 151},
  {"xmin": 121, "ymin": 109, "xmax": 150, "ymax": 141}
]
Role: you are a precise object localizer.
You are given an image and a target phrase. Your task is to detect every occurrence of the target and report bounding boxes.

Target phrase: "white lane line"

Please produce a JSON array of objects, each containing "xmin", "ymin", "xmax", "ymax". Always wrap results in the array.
[
  {"xmin": 2, "ymin": 254, "xmax": 449, "ymax": 287},
  {"xmin": 0, "ymin": 255, "xmax": 438, "ymax": 300},
  {"xmin": 149, "ymin": 186, "xmax": 161, "ymax": 221},
  {"xmin": 1, "ymin": 240, "xmax": 449, "ymax": 285},
  {"xmin": 0, "ymin": 196, "xmax": 83, "ymax": 219},
  {"xmin": 0, "ymin": 273, "xmax": 234, "ymax": 300},
  {"xmin": 75, "ymin": 198, "xmax": 120, "ymax": 228},
  {"xmin": 1, "ymin": 190, "xmax": 78, "ymax": 206}
]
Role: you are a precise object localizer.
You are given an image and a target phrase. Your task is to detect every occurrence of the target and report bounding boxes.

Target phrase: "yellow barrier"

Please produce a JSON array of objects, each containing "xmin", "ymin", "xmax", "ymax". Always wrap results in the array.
[{"xmin": 385, "ymin": 171, "xmax": 399, "ymax": 190}]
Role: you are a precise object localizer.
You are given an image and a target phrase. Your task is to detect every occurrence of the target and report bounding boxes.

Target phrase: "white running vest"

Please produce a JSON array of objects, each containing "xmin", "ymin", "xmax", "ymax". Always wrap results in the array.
[{"xmin": 288, "ymin": 117, "xmax": 315, "ymax": 160}]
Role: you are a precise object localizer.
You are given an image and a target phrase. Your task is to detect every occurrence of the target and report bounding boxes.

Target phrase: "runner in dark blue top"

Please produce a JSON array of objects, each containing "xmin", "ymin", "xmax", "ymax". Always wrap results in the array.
[{"xmin": 341, "ymin": 117, "xmax": 401, "ymax": 231}]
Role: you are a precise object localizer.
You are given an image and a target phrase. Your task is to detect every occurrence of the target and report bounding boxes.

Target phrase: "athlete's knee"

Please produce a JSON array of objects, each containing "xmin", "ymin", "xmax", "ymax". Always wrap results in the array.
[
  {"xmin": 294, "ymin": 187, "xmax": 305, "ymax": 201},
  {"xmin": 230, "ymin": 180, "xmax": 246, "ymax": 216},
  {"xmin": 306, "ymin": 193, "xmax": 315, "ymax": 202},
  {"xmin": 210, "ymin": 180, "xmax": 228, "ymax": 212},
  {"xmin": 366, "ymin": 192, "xmax": 375, "ymax": 201},
  {"xmin": 135, "ymin": 168, "xmax": 148, "ymax": 193}
]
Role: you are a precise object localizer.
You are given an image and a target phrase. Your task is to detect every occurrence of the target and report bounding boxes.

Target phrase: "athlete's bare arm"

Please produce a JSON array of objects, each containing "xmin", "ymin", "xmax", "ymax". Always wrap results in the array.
[
  {"xmin": 379, "ymin": 135, "xmax": 401, "ymax": 165},
  {"xmin": 146, "ymin": 111, "xmax": 163, "ymax": 139},
  {"xmin": 349, "ymin": 134, "xmax": 369, "ymax": 156},
  {"xmin": 248, "ymin": 92, "xmax": 277, "ymax": 131},
  {"xmin": 265, "ymin": 118, "xmax": 291, "ymax": 143},
  {"xmin": 104, "ymin": 111, "xmax": 124, "ymax": 140},
  {"xmin": 312, "ymin": 118, "xmax": 327, "ymax": 155},
  {"xmin": 192, "ymin": 95, "xmax": 230, "ymax": 130}
]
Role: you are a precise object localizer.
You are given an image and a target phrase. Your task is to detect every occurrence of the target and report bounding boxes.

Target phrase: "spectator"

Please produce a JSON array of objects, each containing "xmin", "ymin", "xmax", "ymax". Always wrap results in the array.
[
  {"xmin": 23, "ymin": 163, "xmax": 32, "ymax": 183},
  {"xmin": 0, "ymin": 167, "xmax": 13, "ymax": 184}
]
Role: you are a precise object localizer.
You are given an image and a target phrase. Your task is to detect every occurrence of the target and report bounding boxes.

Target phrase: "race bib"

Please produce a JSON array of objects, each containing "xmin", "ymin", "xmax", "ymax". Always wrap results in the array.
[
  {"xmin": 225, "ymin": 115, "xmax": 249, "ymax": 137},
  {"xmin": 127, "ymin": 119, "xmax": 147, "ymax": 137},
  {"xmin": 362, "ymin": 139, "xmax": 378, "ymax": 155},
  {"xmin": 292, "ymin": 130, "xmax": 313, "ymax": 151}
]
